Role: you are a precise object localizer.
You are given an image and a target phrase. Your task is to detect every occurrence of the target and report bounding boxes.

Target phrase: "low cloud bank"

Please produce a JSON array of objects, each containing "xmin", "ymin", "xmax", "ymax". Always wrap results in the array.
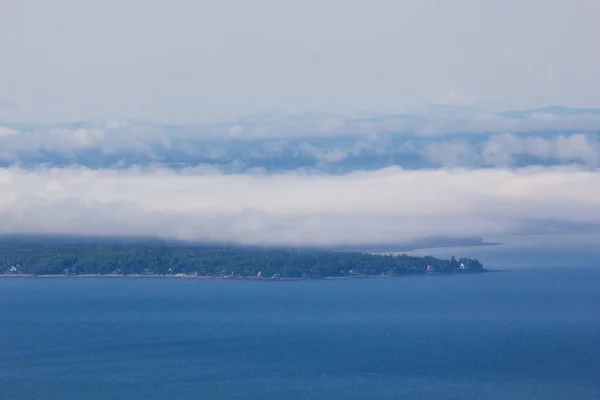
[
  {"xmin": 424, "ymin": 133, "xmax": 600, "ymax": 167},
  {"xmin": 2, "ymin": 108, "xmax": 600, "ymax": 171},
  {"xmin": 1, "ymin": 166, "xmax": 600, "ymax": 246}
]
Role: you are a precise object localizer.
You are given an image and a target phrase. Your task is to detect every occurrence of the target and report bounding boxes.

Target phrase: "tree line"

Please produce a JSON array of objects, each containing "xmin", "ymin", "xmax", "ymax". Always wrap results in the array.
[{"xmin": 0, "ymin": 239, "xmax": 484, "ymax": 278}]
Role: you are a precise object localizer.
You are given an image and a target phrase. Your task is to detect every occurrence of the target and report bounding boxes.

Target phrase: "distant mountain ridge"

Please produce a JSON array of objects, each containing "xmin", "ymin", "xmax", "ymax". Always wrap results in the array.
[
  {"xmin": 499, "ymin": 106, "xmax": 600, "ymax": 118},
  {"xmin": 4, "ymin": 106, "xmax": 600, "ymax": 130}
]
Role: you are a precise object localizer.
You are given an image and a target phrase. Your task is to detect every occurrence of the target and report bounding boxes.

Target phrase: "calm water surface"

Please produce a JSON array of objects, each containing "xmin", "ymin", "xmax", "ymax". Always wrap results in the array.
[{"xmin": 1, "ymin": 268, "xmax": 599, "ymax": 399}]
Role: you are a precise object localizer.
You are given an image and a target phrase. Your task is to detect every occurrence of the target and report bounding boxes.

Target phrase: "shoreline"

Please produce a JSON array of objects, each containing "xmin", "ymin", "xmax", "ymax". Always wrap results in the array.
[{"xmin": 0, "ymin": 270, "xmax": 496, "ymax": 281}]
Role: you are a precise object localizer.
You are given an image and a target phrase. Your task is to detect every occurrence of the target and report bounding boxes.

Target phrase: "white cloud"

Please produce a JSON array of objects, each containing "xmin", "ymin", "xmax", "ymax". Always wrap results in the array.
[
  {"xmin": 422, "ymin": 140, "xmax": 479, "ymax": 167},
  {"xmin": 435, "ymin": 90, "xmax": 474, "ymax": 107},
  {"xmin": 0, "ymin": 126, "xmax": 17, "ymax": 138},
  {"xmin": 1, "ymin": 115, "xmax": 599, "ymax": 171},
  {"xmin": 1, "ymin": 166, "xmax": 600, "ymax": 246},
  {"xmin": 296, "ymin": 137, "xmax": 386, "ymax": 165},
  {"xmin": 555, "ymin": 133, "xmax": 600, "ymax": 165},
  {"xmin": 481, "ymin": 133, "xmax": 600, "ymax": 166},
  {"xmin": 297, "ymin": 143, "xmax": 350, "ymax": 164},
  {"xmin": 423, "ymin": 133, "xmax": 600, "ymax": 167},
  {"xmin": 0, "ymin": 127, "xmax": 106, "ymax": 159}
]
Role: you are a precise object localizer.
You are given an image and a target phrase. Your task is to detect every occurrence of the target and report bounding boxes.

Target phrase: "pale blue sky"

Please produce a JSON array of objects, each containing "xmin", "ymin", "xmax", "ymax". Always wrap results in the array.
[{"xmin": 1, "ymin": 0, "xmax": 599, "ymax": 123}]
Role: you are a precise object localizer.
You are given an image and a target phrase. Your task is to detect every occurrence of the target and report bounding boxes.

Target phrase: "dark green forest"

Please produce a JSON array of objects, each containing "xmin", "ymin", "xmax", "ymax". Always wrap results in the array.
[{"xmin": 0, "ymin": 237, "xmax": 484, "ymax": 278}]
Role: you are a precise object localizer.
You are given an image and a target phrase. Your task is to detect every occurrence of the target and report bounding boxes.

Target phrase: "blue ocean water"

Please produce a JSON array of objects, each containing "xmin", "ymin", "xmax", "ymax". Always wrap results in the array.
[{"xmin": 1, "ymin": 268, "xmax": 599, "ymax": 400}]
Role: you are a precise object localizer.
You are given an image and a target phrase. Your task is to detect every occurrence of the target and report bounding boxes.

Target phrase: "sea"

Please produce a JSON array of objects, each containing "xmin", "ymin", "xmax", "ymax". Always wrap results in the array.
[{"xmin": 1, "ymin": 267, "xmax": 599, "ymax": 400}]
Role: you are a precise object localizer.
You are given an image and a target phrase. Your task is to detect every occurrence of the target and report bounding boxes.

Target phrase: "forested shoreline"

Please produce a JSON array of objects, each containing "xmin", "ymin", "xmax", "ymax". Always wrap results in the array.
[{"xmin": 0, "ymin": 238, "xmax": 484, "ymax": 279}]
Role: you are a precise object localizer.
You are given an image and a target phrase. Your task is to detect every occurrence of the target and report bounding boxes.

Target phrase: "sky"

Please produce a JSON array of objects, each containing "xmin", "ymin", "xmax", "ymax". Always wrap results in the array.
[
  {"xmin": 1, "ymin": 0, "xmax": 600, "ymax": 123},
  {"xmin": 1, "ymin": 0, "xmax": 600, "ymax": 262}
]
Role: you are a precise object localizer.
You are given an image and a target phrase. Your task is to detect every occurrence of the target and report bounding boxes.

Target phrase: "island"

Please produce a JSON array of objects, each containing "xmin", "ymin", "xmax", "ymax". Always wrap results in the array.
[{"xmin": 0, "ymin": 236, "xmax": 485, "ymax": 279}]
